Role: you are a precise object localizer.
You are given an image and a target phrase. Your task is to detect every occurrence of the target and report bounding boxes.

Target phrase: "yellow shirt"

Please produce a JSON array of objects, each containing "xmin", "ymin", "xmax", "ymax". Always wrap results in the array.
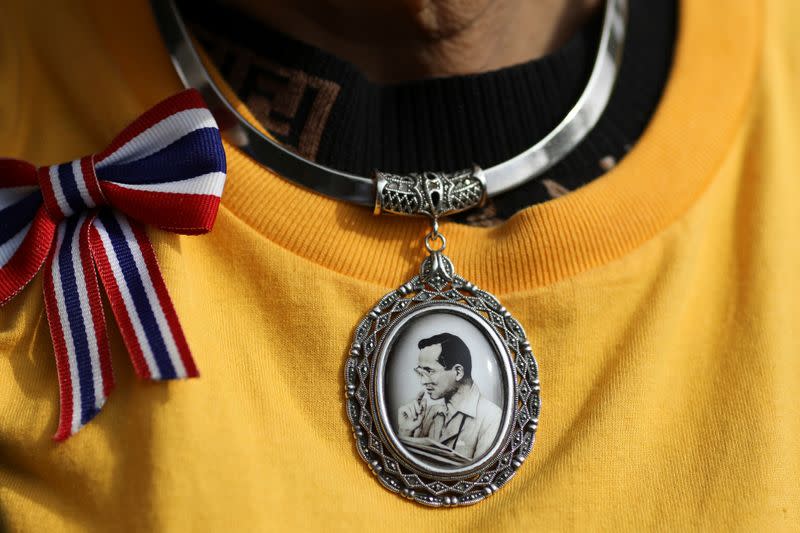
[{"xmin": 1, "ymin": 0, "xmax": 798, "ymax": 531}]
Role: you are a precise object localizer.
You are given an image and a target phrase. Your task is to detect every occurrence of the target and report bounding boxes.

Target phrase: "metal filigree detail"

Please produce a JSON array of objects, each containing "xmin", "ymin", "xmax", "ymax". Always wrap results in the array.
[
  {"xmin": 374, "ymin": 166, "xmax": 487, "ymax": 217},
  {"xmin": 345, "ymin": 250, "xmax": 540, "ymax": 507},
  {"xmin": 419, "ymin": 252, "xmax": 454, "ymax": 288}
]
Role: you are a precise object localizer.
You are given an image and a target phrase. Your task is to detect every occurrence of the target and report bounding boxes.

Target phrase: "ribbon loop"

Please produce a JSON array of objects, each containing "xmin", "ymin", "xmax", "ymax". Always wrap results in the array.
[
  {"xmin": 0, "ymin": 159, "xmax": 55, "ymax": 304},
  {"xmin": 94, "ymin": 91, "xmax": 226, "ymax": 234}
]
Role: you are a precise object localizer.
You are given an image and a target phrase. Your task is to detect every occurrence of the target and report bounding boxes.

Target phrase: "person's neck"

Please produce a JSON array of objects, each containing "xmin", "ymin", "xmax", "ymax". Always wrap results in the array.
[
  {"xmin": 444, "ymin": 380, "xmax": 475, "ymax": 411},
  {"xmin": 225, "ymin": 0, "xmax": 602, "ymax": 83}
]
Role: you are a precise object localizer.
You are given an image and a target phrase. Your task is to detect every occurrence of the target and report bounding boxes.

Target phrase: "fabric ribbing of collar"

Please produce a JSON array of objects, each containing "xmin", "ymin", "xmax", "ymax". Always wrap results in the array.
[{"xmin": 0, "ymin": 89, "xmax": 227, "ymax": 441}]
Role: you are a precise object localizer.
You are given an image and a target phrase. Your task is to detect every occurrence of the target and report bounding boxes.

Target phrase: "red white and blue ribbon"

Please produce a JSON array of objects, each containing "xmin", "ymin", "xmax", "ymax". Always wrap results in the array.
[{"xmin": 0, "ymin": 89, "xmax": 226, "ymax": 440}]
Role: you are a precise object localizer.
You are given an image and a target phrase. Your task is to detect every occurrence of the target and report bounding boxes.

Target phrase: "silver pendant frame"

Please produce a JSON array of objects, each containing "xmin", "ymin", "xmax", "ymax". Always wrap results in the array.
[{"xmin": 345, "ymin": 252, "xmax": 540, "ymax": 507}]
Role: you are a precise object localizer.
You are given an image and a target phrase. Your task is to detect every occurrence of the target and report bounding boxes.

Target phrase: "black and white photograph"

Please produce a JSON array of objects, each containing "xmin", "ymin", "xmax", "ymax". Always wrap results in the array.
[{"xmin": 379, "ymin": 307, "xmax": 510, "ymax": 471}]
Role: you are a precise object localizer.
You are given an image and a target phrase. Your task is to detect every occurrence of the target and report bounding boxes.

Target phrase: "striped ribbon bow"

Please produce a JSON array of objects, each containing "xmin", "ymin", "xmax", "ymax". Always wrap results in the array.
[{"xmin": 0, "ymin": 89, "xmax": 226, "ymax": 440}]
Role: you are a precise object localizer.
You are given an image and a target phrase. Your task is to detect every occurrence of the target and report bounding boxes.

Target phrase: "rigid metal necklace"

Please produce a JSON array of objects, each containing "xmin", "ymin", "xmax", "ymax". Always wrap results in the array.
[{"xmin": 151, "ymin": 0, "xmax": 627, "ymax": 507}]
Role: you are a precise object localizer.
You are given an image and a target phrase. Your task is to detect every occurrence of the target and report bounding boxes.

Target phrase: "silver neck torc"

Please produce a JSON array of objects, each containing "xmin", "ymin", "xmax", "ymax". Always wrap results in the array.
[{"xmin": 149, "ymin": 0, "xmax": 628, "ymax": 216}]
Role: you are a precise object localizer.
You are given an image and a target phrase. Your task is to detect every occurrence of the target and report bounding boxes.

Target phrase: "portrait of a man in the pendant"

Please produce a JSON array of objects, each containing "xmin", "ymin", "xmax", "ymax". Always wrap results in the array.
[
  {"xmin": 396, "ymin": 333, "xmax": 502, "ymax": 466},
  {"xmin": 383, "ymin": 311, "xmax": 507, "ymax": 470}
]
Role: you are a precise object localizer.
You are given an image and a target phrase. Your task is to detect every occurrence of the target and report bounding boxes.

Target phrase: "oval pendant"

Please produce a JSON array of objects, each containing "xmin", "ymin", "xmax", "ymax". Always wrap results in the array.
[{"xmin": 345, "ymin": 248, "xmax": 540, "ymax": 507}]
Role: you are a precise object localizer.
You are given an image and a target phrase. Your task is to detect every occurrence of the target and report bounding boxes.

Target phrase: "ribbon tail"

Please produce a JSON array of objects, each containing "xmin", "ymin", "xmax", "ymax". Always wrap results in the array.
[
  {"xmin": 88, "ymin": 210, "xmax": 198, "ymax": 381},
  {"xmin": 42, "ymin": 214, "xmax": 115, "ymax": 441}
]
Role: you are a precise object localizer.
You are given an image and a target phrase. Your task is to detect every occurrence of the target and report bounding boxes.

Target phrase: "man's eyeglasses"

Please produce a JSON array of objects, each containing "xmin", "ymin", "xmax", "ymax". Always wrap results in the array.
[{"xmin": 413, "ymin": 366, "xmax": 443, "ymax": 378}]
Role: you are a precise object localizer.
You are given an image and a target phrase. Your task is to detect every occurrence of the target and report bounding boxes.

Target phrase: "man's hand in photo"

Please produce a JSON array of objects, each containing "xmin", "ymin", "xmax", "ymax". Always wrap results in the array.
[{"xmin": 397, "ymin": 390, "xmax": 427, "ymax": 437}]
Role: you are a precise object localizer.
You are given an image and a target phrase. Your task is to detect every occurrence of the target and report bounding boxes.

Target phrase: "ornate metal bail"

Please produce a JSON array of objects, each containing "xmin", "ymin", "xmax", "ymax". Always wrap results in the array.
[{"xmin": 374, "ymin": 166, "xmax": 487, "ymax": 218}]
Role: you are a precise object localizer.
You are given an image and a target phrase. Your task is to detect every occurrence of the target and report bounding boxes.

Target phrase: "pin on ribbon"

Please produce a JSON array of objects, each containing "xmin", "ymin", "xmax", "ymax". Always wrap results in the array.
[{"xmin": 0, "ymin": 89, "xmax": 226, "ymax": 440}]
